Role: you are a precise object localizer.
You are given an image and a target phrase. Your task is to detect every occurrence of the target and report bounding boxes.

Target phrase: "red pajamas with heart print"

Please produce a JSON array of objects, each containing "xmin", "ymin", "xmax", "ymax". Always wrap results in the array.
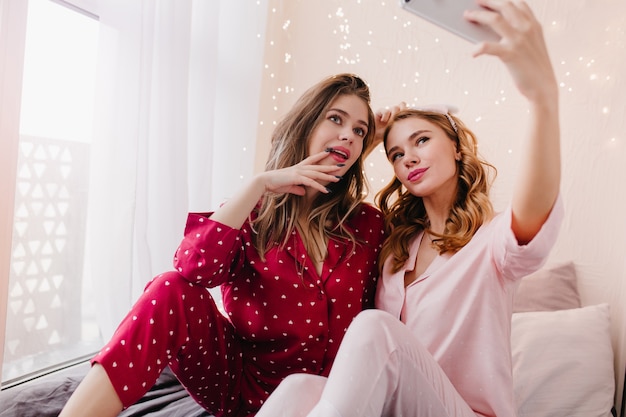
[{"xmin": 91, "ymin": 203, "xmax": 385, "ymax": 417}]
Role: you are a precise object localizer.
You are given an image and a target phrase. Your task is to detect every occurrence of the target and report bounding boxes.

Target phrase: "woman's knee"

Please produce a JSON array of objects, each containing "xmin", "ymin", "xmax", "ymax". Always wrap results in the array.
[
  {"xmin": 349, "ymin": 309, "xmax": 400, "ymax": 335},
  {"xmin": 145, "ymin": 270, "xmax": 191, "ymax": 291},
  {"xmin": 280, "ymin": 373, "xmax": 327, "ymax": 392},
  {"xmin": 271, "ymin": 375, "xmax": 327, "ymax": 408},
  {"xmin": 339, "ymin": 309, "xmax": 408, "ymax": 354},
  {"xmin": 137, "ymin": 271, "xmax": 222, "ymax": 323},
  {"xmin": 144, "ymin": 271, "xmax": 214, "ymax": 299},
  {"xmin": 256, "ymin": 374, "xmax": 327, "ymax": 417}
]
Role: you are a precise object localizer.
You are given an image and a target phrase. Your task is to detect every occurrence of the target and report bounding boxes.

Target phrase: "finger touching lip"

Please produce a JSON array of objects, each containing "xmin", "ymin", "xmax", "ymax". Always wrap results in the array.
[{"xmin": 325, "ymin": 146, "xmax": 350, "ymax": 162}]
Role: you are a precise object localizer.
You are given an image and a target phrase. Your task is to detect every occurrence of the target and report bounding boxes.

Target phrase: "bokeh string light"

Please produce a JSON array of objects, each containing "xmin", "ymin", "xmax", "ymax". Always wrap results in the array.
[{"xmin": 253, "ymin": 1, "xmax": 626, "ymax": 410}]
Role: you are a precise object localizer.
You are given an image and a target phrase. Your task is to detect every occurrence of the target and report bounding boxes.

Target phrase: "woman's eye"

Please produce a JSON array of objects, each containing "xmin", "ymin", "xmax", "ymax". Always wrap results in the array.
[
  {"xmin": 329, "ymin": 115, "xmax": 341, "ymax": 124},
  {"xmin": 354, "ymin": 127, "xmax": 366, "ymax": 137},
  {"xmin": 390, "ymin": 152, "xmax": 403, "ymax": 162},
  {"xmin": 417, "ymin": 136, "xmax": 429, "ymax": 145}
]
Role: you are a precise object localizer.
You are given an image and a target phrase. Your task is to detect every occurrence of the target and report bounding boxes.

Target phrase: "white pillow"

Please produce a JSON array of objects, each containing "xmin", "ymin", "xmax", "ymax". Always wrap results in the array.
[{"xmin": 512, "ymin": 303, "xmax": 615, "ymax": 417}]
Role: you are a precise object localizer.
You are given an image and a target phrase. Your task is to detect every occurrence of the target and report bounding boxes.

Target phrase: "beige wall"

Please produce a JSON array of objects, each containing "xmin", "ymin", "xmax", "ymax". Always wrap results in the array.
[{"xmin": 256, "ymin": 0, "xmax": 626, "ymax": 410}]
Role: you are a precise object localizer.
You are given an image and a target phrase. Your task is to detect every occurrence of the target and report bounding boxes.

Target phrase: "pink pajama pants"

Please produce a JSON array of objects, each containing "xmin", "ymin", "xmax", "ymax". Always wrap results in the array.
[
  {"xmin": 92, "ymin": 271, "xmax": 243, "ymax": 416},
  {"xmin": 255, "ymin": 310, "xmax": 477, "ymax": 417}
]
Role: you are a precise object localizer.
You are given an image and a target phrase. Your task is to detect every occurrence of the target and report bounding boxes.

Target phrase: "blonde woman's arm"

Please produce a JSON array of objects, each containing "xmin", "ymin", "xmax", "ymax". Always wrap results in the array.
[{"xmin": 467, "ymin": 0, "xmax": 560, "ymax": 244}]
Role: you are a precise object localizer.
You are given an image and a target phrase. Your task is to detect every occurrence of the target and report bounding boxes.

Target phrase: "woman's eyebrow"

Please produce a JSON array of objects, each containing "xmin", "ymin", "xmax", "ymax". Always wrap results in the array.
[
  {"xmin": 385, "ymin": 129, "xmax": 432, "ymax": 157},
  {"xmin": 409, "ymin": 129, "xmax": 431, "ymax": 139},
  {"xmin": 386, "ymin": 145, "xmax": 400, "ymax": 156},
  {"xmin": 328, "ymin": 108, "xmax": 369, "ymax": 130}
]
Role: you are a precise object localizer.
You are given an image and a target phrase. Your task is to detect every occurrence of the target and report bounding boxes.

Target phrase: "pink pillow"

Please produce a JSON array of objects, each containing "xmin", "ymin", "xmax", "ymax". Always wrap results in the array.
[{"xmin": 513, "ymin": 261, "xmax": 581, "ymax": 313}]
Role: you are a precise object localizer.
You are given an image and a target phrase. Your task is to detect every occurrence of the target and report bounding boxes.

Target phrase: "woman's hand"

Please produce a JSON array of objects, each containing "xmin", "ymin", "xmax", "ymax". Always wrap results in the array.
[
  {"xmin": 259, "ymin": 150, "xmax": 343, "ymax": 196},
  {"xmin": 366, "ymin": 102, "xmax": 407, "ymax": 157},
  {"xmin": 209, "ymin": 150, "xmax": 342, "ymax": 229},
  {"xmin": 465, "ymin": 0, "xmax": 558, "ymax": 103}
]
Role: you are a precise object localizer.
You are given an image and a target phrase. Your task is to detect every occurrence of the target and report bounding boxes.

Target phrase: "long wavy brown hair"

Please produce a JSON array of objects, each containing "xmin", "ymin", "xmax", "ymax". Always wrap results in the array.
[
  {"xmin": 253, "ymin": 74, "xmax": 376, "ymax": 260},
  {"xmin": 376, "ymin": 109, "xmax": 496, "ymax": 273}
]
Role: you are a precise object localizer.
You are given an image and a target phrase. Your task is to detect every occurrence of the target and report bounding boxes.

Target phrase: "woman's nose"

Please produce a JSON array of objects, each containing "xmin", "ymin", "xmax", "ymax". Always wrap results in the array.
[
  {"xmin": 405, "ymin": 153, "xmax": 419, "ymax": 166},
  {"xmin": 340, "ymin": 129, "xmax": 354, "ymax": 143}
]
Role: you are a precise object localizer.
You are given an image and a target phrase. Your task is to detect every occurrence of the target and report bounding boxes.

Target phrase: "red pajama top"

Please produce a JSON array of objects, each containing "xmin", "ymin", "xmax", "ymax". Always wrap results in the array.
[{"xmin": 173, "ymin": 203, "xmax": 385, "ymax": 410}]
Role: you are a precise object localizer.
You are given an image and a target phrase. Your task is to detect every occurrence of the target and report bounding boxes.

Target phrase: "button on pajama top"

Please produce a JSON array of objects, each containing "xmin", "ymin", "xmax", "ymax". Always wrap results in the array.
[{"xmin": 92, "ymin": 203, "xmax": 385, "ymax": 417}]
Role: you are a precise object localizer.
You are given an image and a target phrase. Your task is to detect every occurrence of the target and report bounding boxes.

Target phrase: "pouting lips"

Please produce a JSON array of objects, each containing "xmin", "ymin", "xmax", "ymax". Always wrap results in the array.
[{"xmin": 407, "ymin": 168, "xmax": 427, "ymax": 181}]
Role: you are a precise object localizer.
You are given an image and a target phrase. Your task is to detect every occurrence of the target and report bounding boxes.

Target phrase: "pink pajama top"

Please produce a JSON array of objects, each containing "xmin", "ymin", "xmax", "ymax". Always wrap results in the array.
[
  {"xmin": 174, "ymin": 203, "xmax": 385, "ymax": 412},
  {"xmin": 376, "ymin": 196, "xmax": 564, "ymax": 417}
]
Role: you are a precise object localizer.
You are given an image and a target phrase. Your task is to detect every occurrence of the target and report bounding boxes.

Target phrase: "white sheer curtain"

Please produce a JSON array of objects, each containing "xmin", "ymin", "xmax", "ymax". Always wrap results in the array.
[{"xmin": 87, "ymin": 0, "xmax": 268, "ymax": 338}]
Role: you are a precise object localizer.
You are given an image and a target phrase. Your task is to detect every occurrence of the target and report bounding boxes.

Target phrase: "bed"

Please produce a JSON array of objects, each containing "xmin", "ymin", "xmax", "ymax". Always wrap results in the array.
[{"xmin": 0, "ymin": 261, "xmax": 620, "ymax": 416}]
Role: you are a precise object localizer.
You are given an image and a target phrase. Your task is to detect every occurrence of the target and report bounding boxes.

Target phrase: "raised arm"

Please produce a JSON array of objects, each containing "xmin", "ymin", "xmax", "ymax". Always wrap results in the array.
[
  {"xmin": 364, "ymin": 102, "xmax": 407, "ymax": 159},
  {"xmin": 466, "ymin": 0, "xmax": 560, "ymax": 244}
]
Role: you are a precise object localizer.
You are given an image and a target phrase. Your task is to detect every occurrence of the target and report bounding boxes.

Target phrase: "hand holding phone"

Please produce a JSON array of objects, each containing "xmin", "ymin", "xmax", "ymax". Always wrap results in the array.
[{"xmin": 400, "ymin": 0, "xmax": 500, "ymax": 43}]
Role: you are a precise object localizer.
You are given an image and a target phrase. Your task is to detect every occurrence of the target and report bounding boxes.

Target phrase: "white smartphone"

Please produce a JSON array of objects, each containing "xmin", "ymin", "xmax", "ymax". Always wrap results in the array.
[{"xmin": 399, "ymin": 0, "xmax": 500, "ymax": 44}]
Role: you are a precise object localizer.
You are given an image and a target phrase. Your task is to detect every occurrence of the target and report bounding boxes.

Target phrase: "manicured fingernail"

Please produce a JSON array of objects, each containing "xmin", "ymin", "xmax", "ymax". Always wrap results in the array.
[
  {"xmin": 326, "ymin": 187, "xmax": 333, "ymax": 193},
  {"xmin": 335, "ymin": 175, "xmax": 343, "ymax": 179},
  {"xmin": 337, "ymin": 163, "xmax": 345, "ymax": 167},
  {"xmin": 325, "ymin": 147, "xmax": 333, "ymax": 152}
]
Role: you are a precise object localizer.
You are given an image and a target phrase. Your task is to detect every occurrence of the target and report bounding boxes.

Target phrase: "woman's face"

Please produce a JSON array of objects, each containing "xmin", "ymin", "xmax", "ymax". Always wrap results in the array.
[
  {"xmin": 385, "ymin": 116, "xmax": 460, "ymax": 199},
  {"xmin": 307, "ymin": 94, "xmax": 370, "ymax": 177}
]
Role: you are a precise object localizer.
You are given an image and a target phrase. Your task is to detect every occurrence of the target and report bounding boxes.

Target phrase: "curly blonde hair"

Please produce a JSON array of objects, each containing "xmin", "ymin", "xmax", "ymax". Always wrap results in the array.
[
  {"xmin": 376, "ymin": 109, "xmax": 496, "ymax": 273},
  {"xmin": 253, "ymin": 74, "xmax": 376, "ymax": 260}
]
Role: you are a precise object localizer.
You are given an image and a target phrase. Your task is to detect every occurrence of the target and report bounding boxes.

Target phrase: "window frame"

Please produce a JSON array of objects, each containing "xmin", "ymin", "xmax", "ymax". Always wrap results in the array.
[
  {"xmin": 0, "ymin": 0, "xmax": 100, "ymax": 385},
  {"xmin": 0, "ymin": 0, "xmax": 29, "ymax": 383}
]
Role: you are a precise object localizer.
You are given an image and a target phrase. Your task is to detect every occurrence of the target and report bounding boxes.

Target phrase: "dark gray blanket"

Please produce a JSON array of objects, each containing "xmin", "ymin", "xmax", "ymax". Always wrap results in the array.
[{"xmin": 0, "ymin": 362, "xmax": 213, "ymax": 417}]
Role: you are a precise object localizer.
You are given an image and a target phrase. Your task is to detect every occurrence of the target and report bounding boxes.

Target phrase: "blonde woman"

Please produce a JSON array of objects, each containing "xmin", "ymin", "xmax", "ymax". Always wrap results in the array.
[{"xmin": 257, "ymin": 1, "xmax": 563, "ymax": 416}]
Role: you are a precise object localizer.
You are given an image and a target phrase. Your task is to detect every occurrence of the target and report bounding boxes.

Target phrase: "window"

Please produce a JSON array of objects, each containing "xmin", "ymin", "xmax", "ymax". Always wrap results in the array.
[
  {"xmin": 2, "ymin": 0, "xmax": 268, "ymax": 387},
  {"xmin": 2, "ymin": 0, "xmax": 101, "ymax": 384}
]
